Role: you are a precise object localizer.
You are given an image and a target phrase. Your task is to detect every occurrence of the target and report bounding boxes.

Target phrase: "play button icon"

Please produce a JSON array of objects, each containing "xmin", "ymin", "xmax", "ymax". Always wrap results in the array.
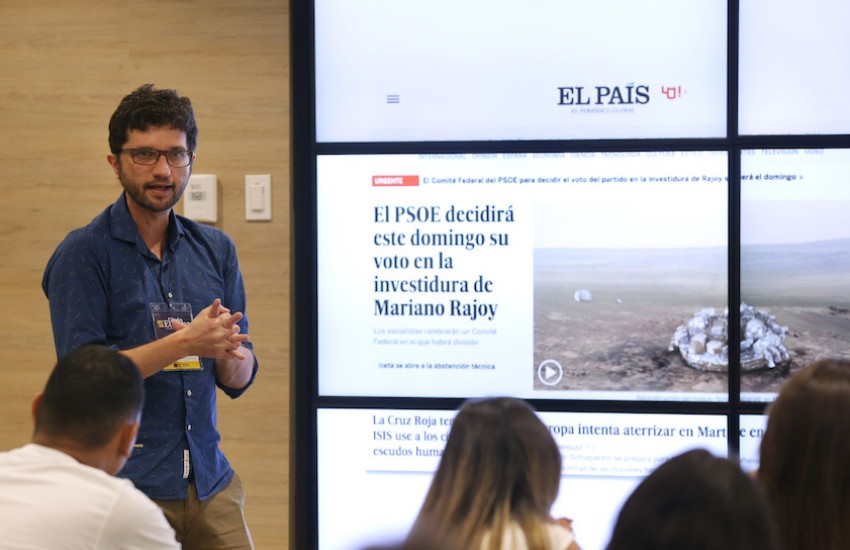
[{"xmin": 537, "ymin": 359, "xmax": 563, "ymax": 387}]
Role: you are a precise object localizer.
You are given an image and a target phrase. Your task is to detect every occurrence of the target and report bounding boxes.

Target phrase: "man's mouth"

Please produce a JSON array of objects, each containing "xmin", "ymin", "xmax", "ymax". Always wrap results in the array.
[{"xmin": 146, "ymin": 182, "xmax": 173, "ymax": 194}]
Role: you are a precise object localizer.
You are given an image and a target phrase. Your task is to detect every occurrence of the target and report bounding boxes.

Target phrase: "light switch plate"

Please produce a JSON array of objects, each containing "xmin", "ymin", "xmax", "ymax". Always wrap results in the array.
[
  {"xmin": 183, "ymin": 174, "xmax": 218, "ymax": 223},
  {"xmin": 245, "ymin": 174, "xmax": 272, "ymax": 221}
]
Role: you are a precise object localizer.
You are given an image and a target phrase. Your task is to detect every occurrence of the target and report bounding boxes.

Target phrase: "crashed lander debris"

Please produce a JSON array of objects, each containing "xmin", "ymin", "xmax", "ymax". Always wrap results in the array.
[{"xmin": 668, "ymin": 303, "xmax": 791, "ymax": 372}]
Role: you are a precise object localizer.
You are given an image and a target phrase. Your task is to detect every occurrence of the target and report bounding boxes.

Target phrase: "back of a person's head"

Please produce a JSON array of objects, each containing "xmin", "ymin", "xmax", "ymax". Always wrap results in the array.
[
  {"xmin": 35, "ymin": 345, "xmax": 144, "ymax": 448},
  {"xmin": 606, "ymin": 449, "xmax": 777, "ymax": 550},
  {"xmin": 410, "ymin": 396, "xmax": 562, "ymax": 550},
  {"xmin": 361, "ymin": 530, "xmax": 463, "ymax": 550},
  {"xmin": 759, "ymin": 358, "xmax": 850, "ymax": 550}
]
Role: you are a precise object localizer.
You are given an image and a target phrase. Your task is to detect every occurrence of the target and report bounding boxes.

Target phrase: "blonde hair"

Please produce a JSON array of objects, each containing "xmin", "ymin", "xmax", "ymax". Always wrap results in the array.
[{"xmin": 409, "ymin": 397, "xmax": 562, "ymax": 550}]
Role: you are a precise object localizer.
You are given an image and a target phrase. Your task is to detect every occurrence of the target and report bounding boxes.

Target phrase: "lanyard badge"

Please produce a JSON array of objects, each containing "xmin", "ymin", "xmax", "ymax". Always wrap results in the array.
[{"xmin": 151, "ymin": 302, "xmax": 203, "ymax": 371}]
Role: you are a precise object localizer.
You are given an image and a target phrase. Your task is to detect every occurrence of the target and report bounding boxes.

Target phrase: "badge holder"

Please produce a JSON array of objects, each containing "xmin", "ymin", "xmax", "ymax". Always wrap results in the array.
[{"xmin": 151, "ymin": 302, "xmax": 203, "ymax": 371}]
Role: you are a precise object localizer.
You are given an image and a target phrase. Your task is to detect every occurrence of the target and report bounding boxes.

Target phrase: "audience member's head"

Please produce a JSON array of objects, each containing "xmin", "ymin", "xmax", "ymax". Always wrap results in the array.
[
  {"xmin": 31, "ymin": 344, "xmax": 144, "ymax": 475},
  {"xmin": 361, "ymin": 530, "xmax": 463, "ymax": 550},
  {"xmin": 758, "ymin": 357, "xmax": 850, "ymax": 550},
  {"xmin": 409, "ymin": 396, "xmax": 574, "ymax": 550},
  {"xmin": 606, "ymin": 448, "xmax": 777, "ymax": 550}
]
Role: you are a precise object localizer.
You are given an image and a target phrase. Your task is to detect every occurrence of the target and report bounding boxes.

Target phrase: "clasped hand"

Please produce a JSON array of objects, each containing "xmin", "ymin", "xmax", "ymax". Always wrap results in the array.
[{"xmin": 171, "ymin": 298, "xmax": 249, "ymax": 360}]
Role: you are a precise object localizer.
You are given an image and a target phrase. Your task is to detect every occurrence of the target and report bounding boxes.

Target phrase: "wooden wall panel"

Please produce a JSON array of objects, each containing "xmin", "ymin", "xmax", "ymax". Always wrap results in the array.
[{"xmin": 0, "ymin": 1, "xmax": 291, "ymax": 547}]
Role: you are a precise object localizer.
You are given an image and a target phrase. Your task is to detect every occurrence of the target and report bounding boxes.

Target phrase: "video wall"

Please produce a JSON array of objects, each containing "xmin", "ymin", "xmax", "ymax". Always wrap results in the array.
[{"xmin": 291, "ymin": 0, "xmax": 850, "ymax": 549}]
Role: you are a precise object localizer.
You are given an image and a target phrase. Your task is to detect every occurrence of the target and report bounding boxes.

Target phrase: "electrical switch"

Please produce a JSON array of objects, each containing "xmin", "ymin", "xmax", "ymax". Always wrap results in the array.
[
  {"xmin": 245, "ymin": 174, "xmax": 272, "ymax": 221},
  {"xmin": 182, "ymin": 174, "xmax": 218, "ymax": 223}
]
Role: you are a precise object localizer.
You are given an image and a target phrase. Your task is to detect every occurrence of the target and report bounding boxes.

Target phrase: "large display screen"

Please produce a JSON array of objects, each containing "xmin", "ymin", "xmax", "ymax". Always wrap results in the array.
[
  {"xmin": 738, "ymin": 414, "xmax": 767, "ymax": 473},
  {"xmin": 740, "ymin": 148, "xmax": 850, "ymax": 400},
  {"xmin": 318, "ymin": 151, "xmax": 728, "ymax": 400},
  {"xmin": 739, "ymin": 0, "xmax": 850, "ymax": 135},
  {"xmin": 315, "ymin": 0, "xmax": 727, "ymax": 142},
  {"xmin": 318, "ymin": 409, "xmax": 729, "ymax": 550}
]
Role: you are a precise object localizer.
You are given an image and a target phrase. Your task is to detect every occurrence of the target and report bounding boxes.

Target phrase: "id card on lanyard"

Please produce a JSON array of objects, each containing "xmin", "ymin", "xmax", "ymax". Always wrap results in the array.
[{"xmin": 151, "ymin": 302, "xmax": 203, "ymax": 371}]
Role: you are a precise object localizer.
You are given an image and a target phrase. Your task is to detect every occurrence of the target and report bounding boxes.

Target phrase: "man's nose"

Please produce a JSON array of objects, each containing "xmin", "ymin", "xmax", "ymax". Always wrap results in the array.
[{"xmin": 151, "ymin": 153, "xmax": 172, "ymax": 175}]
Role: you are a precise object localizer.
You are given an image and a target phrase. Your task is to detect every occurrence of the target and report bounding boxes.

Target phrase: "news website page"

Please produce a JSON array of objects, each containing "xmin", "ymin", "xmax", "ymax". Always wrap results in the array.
[
  {"xmin": 317, "ymin": 408, "xmax": 731, "ymax": 550},
  {"xmin": 740, "ymin": 148, "xmax": 850, "ymax": 399},
  {"xmin": 314, "ymin": 0, "xmax": 727, "ymax": 142},
  {"xmin": 317, "ymin": 151, "xmax": 729, "ymax": 400}
]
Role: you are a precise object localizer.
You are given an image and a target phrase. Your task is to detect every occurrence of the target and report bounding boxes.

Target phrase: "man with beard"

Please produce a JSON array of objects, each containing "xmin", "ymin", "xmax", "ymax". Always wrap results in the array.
[{"xmin": 42, "ymin": 84, "xmax": 258, "ymax": 550}]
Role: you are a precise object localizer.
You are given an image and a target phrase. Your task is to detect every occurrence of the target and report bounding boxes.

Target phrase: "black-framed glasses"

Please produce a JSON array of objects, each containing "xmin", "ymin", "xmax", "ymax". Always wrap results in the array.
[{"xmin": 119, "ymin": 147, "xmax": 194, "ymax": 167}]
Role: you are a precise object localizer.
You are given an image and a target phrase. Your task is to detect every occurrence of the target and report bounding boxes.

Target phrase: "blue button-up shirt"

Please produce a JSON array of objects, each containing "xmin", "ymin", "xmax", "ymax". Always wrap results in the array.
[{"xmin": 42, "ymin": 194, "xmax": 258, "ymax": 501}]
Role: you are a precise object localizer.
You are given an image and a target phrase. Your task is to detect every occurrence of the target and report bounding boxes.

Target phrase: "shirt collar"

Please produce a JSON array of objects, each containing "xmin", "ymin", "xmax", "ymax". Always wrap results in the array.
[{"xmin": 109, "ymin": 194, "xmax": 185, "ymax": 252}]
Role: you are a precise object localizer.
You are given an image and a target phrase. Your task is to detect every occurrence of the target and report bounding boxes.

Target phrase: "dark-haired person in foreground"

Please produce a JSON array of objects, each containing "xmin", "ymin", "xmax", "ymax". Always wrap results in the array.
[
  {"xmin": 0, "ymin": 345, "xmax": 180, "ymax": 548},
  {"xmin": 42, "ymin": 84, "xmax": 258, "ymax": 549},
  {"xmin": 606, "ymin": 448, "xmax": 777, "ymax": 550},
  {"xmin": 759, "ymin": 358, "xmax": 850, "ymax": 550}
]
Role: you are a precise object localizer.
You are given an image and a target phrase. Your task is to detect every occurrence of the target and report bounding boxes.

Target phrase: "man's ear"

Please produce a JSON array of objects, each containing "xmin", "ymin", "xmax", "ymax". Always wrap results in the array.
[
  {"xmin": 107, "ymin": 154, "xmax": 120, "ymax": 178},
  {"xmin": 118, "ymin": 420, "xmax": 140, "ymax": 459},
  {"xmin": 31, "ymin": 392, "xmax": 43, "ymax": 424}
]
